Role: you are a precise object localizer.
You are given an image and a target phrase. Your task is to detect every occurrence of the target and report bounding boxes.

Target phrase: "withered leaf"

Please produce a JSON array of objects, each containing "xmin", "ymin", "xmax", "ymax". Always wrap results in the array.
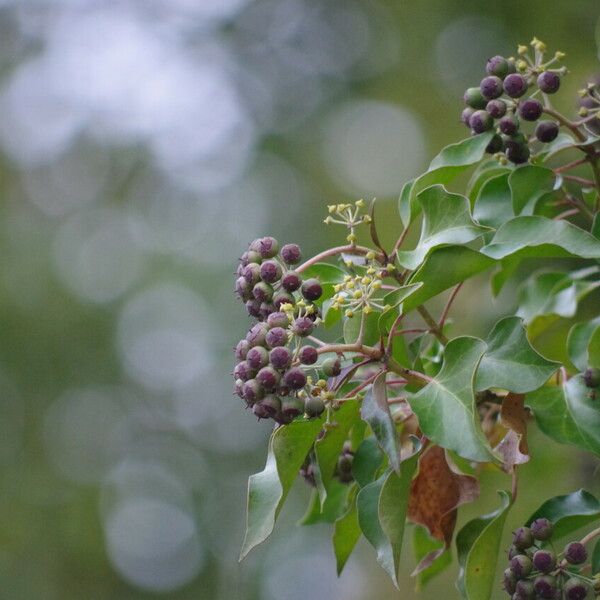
[{"xmin": 500, "ymin": 393, "xmax": 530, "ymax": 454}]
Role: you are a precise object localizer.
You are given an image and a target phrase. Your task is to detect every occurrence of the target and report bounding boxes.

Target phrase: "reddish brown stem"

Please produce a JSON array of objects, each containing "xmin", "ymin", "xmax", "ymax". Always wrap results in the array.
[{"xmin": 438, "ymin": 282, "xmax": 463, "ymax": 330}]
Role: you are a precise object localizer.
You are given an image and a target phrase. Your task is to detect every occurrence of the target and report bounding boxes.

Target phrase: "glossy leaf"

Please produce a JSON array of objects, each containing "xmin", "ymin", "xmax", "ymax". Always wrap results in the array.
[
  {"xmin": 409, "ymin": 337, "xmax": 496, "ymax": 463},
  {"xmin": 509, "ymin": 165, "xmax": 557, "ymax": 215},
  {"xmin": 567, "ymin": 316, "xmax": 600, "ymax": 371},
  {"xmin": 481, "ymin": 216, "xmax": 600, "ymax": 261},
  {"xmin": 301, "ymin": 262, "xmax": 346, "ymax": 283},
  {"xmin": 456, "ymin": 491, "xmax": 512, "ymax": 600},
  {"xmin": 315, "ymin": 400, "xmax": 360, "ymax": 507},
  {"xmin": 377, "ymin": 283, "xmax": 423, "ymax": 334},
  {"xmin": 473, "ymin": 172, "xmax": 513, "ymax": 229},
  {"xmin": 467, "ymin": 161, "xmax": 511, "ymax": 204},
  {"xmin": 352, "ymin": 436, "xmax": 384, "ymax": 487},
  {"xmin": 239, "ymin": 417, "xmax": 324, "ymax": 560},
  {"xmin": 343, "ymin": 310, "xmax": 381, "ymax": 346},
  {"xmin": 396, "ymin": 185, "xmax": 490, "ymax": 270},
  {"xmin": 332, "ymin": 496, "xmax": 361, "ymax": 575},
  {"xmin": 399, "ymin": 133, "xmax": 494, "ymax": 226},
  {"xmin": 527, "ymin": 375, "xmax": 600, "ymax": 457},
  {"xmin": 526, "ymin": 489, "xmax": 600, "ymax": 540},
  {"xmin": 475, "ymin": 316, "xmax": 559, "ymax": 393},
  {"xmin": 299, "ymin": 483, "xmax": 350, "ymax": 525}
]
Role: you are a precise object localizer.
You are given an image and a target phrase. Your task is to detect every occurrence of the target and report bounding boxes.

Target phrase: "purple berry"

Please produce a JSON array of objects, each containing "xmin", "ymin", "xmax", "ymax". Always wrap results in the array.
[
  {"xmin": 461, "ymin": 107, "xmax": 475, "ymax": 127},
  {"xmin": 499, "ymin": 115, "xmax": 519, "ymax": 135},
  {"xmin": 304, "ymin": 396, "xmax": 325, "ymax": 418},
  {"xmin": 234, "ymin": 360, "xmax": 254, "ymax": 382},
  {"xmin": 281, "ymin": 395, "xmax": 304, "ymax": 419},
  {"xmin": 246, "ymin": 323, "xmax": 269, "ymax": 346},
  {"xmin": 281, "ymin": 271, "xmax": 302, "ymax": 292},
  {"xmin": 530, "ymin": 518, "xmax": 553, "ymax": 541},
  {"xmin": 299, "ymin": 346, "xmax": 318, "ymax": 365},
  {"xmin": 469, "ymin": 109, "xmax": 493, "ymax": 133},
  {"xmin": 583, "ymin": 367, "xmax": 600, "ymax": 388},
  {"xmin": 245, "ymin": 299, "xmax": 262, "ymax": 318},
  {"xmin": 506, "ymin": 142, "xmax": 530, "ymax": 164},
  {"xmin": 564, "ymin": 578, "xmax": 592, "ymax": 600},
  {"xmin": 256, "ymin": 366, "xmax": 281, "ymax": 391},
  {"xmin": 243, "ymin": 379, "xmax": 264, "ymax": 404},
  {"xmin": 234, "ymin": 378, "xmax": 245, "ymax": 399},
  {"xmin": 322, "ymin": 357, "xmax": 342, "ymax": 377},
  {"xmin": 509, "ymin": 555, "xmax": 532, "ymax": 579},
  {"xmin": 260, "ymin": 259, "xmax": 282, "ymax": 283},
  {"xmin": 257, "ymin": 394, "xmax": 281, "ymax": 418},
  {"xmin": 242, "ymin": 262, "xmax": 261, "ymax": 285},
  {"xmin": 246, "ymin": 346, "xmax": 269, "ymax": 370},
  {"xmin": 292, "ymin": 316, "xmax": 314, "ymax": 337},
  {"xmin": 252, "ymin": 401, "xmax": 270, "ymax": 419},
  {"xmin": 514, "ymin": 579, "xmax": 535, "ymax": 599},
  {"xmin": 241, "ymin": 250, "xmax": 261, "ymax": 265},
  {"xmin": 269, "ymin": 346, "xmax": 292, "ymax": 370},
  {"xmin": 273, "ymin": 290, "xmax": 295, "ymax": 309},
  {"xmin": 480, "ymin": 75, "xmax": 504, "ymax": 99},
  {"xmin": 503, "ymin": 568, "xmax": 517, "ymax": 594},
  {"xmin": 235, "ymin": 339, "xmax": 250, "ymax": 361},
  {"xmin": 283, "ymin": 367, "xmax": 307, "ymax": 390},
  {"xmin": 235, "ymin": 277, "xmax": 251, "ymax": 300},
  {"xmin": 533, "ymin": 575, "xmax": 557, "ymax": 599},
  {"xmin": 464, "ymin": 87, "xmax": 487, "ymax": 109},
  {"xmin": 485, "ymin": 134, "xmax": 503, "ymax": 154},
  {"xmin": 532, "ymin": 549, "xmax": 556, "ymax": 574},
  {"xmin": 564, "ymin": 541, "xmax": 587, "ymax": 565},
  {"xmin": 537, "ymin": 71, "xmax": 561, "ymax": 94},
  {"xmin": 508, "ymin": 545, "xmax": 520, "ymax": 560},
  {"xmin": 301, "ymin": 278, "xmax": 322, "ymax": 301},
  {"xmin": 486, "ymin": 55, "xmax": 510, "ymax": 79},
  {"xmin": 281, "ymin": 243, "xmax": 301, "ymax": 265},
  {"xmin": 535, "ymin": 120, "xmax": 559, "ymax": 143},
  {"xmin": 265, "ymin": 326, "xmax": 288, "ymax": 348},
  {"xmin": 504, "ymin": 73, "xmax": 528, "ymax": 98},
  {"xmin": 513, "ymin": 527, "xmax": 534, "ymax": 551},
  {"xmin": 252, "ymin": 281, "xmax": 274, "ymax": 303},
  {"xmin": 251, "ymin": 236, "xmax": 279, "ymax": 259},
  {"xmin": 486, "ymin": 99, "xmax": 507, "ymax": 119},
  {"xmin": 259, "ymin": 302, "xmax": 276, "ymax": 319},
  {"xmin": 518, "ymin": 99, "xmax": 543, "ymax": 122},
  {"xmin": 267, "ymin": 311, "xmax": 289, "ymax": 329}
]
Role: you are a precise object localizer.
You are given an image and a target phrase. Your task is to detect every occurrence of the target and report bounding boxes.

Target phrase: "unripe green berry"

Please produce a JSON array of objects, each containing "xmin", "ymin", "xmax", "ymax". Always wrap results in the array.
[
  {"xmin": 464, "ymin": 87, "xmax": 487, "ymax": 109},
  {"xmin": 304, "ymin": 396, "xmax": 325, "ymax": 418},
  {"xmin": 486, "ymin": 55, "xmax": 510, "ymax": 79},
  {"xmin": 322, "ymin": 357, "xmax": 342, "ymax": 377}
]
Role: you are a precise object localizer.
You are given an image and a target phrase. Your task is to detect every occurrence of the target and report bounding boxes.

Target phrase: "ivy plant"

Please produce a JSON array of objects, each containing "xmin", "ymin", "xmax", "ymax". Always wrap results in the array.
[{"xmin": 233, "ymin": 38, "xmax": 600, "ymax": 598}]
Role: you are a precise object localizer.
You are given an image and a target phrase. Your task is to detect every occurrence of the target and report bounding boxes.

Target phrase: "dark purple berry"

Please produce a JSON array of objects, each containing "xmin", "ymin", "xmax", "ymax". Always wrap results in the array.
[
  {"xmin": 514, "ymin": 579, "xmax": 535, "ymax": 599},
  {"xmin": 486, "ymin": 55, "xmax": 510, "ymax": 79},
  {"xmin": 281, "ymin": 243, "xmax": 301, "ymax": 265},
  {"xmin": 485, "ymin": 134, "xmax": 503, "ymax": 154},
  {"xmin": 480, "ymin": 75, "xmax": 504, "ymax": 99},
  {"xmin": 509, "ymin": 555, "xmax": 532, "ymax": 579},
  {"xmin": 246, "ymin": 323, "xmax": 269, "ymax": 346},
  {"xmin": 234, "ymin": 360, "xmax": 254, "ymax": 382},
  {"xmin": 292, "ymin": 316, "xmax": 314, "ymax": 337},
  {"xmin": 265, "ymin": 327, "xmax": 288, "ymax": 348},
  {"xmin": 532, "ymin": 549, "xmax": 556, "ymax": 574},
  {"xmin": 251, "ymin": 236, "xmax": 279, "ymax": 259},
  {"xmin": 508, "ymin": 545, "xmax": 520, "ymax": 560},
  {"xmin": 486, "ymin": 99, "xmax": 507, "ymax": 119},
  {"xmin": 280, "ymin": 396, "xmax": 304, "ymax": 419},
  {"xmin": 506, "ymin": 143, "xmax": 530, "ymax": 164},
  {"xmin": 469, "ymin": 109, "xmax": 493, "ymax": 133},
  {"xmin": 337, "ymin": 453, "xmax": 354, "ymax": 474},
  {"xmin": 269, "ymin": 346, "xmax": 292, "ymax": 370},
  {"xmin": 564, "ymin": 578, "xmax": 592, "ymax": 600},
  {"xmin": 282, "ymin": 271, "xmax": 302, "ymax": 292},
  {"xmin": 503, "ymin": 568, "xmax": 517, "ymax": 594},
  {"xmin": 537, "ymin": 71, "xmax": 561, "ymax": 94},
  {"xmin": 513, "ymin": 527, "xmax": 534, "ymax": 550},
  {"xmin": 464, "ymin": 87, "xmax": 487, "ymax": 109},
  {"xmin": 583, "ymin": 367, "xmax": 600, "ymax": 388},
  {"xmin": 564, "ymin": 541, "xmax": 587, "ymax": 565},
  {"xmin": 256, "ymin": 366, "xmax": 281, "ymax": 391},
  {"xmin": 245, "ymin": 299, "xmax": 262, "ymax": 318},
  {"xmin": 241, "ymin": 250, "xmax": 261, "ymax": 265},
  {"xmin": 518, "ymin": 99, "xmax": 543, "ymax": 122},
  {"xmin": 257, "ymin": 394, "xmax": 281, "ymax": 418},
  {"xmin": 322, "ymin": 357, "xmax": 342, "ymax": 377},
  {"xmin": 242, "ymin": 262, "xmax": 261, "ymax": 285},
  {"xmin": 304, "ymin": 396, "xmax": 325, "ymax": 418},
  {"xmin": 533, "ymin": 575, "xmax": 557, "ymax": 599},
  {"xmin": 243, "ymin": 379, "xmax": 264, "ymax": 404},
  {"xmin": 461, "ymin": 107, "xmax": 475, "ymax": 127},
  {"xmin": 499, "ymin": 115, "xmax": 519, "ymax": 135},
  {"xmin": 283, "ymin": 367, "xmax": 307, "ymax": 390},
  {"xmin": 273, "ymin": 290, "xmax": 295, "ymax": 309},
  {"xmin": 259, "ymin": 302, "xmax": 276, "ymax": 319},
  {"xmin": 252, "ymin": 401, "xmax": 271, "ymax": 419},
  {"xmin": 299, "ymin": 345, "xmax": 318, "ymax": 365},
  {"xmin": 530, "ymin": 518, "xmax": 553, "ymax": 541},
  {"xmin": 252, "ymin": 281, "xmax": 274, "ymax": 303},
  {"xmin": 267, "ymin": 311, "xmax": 289, "ymax": 329},
  {"xmin": 535, "ymin": 120, "xmax": 559, "ymax": 143},
  {"xmin": 246, "ymin": 346, "xmax": 269, "ymax": 370},
  {"xmin": 301, "ymin": 278, "xmax": 322, "ymax": 301},
  {"xmin": 235, "ymin": 339, "xmax": 250, "ymax": 361},
  {"xmin": 235, "ymin": 277, "xmax": 251, "ymax": 300},
  {"xmin": 260, "ymin": 259, "xmax": 282, "ymax": 283},
  {"xmin": 504, "ymin": 73, "xmax": 528, "ymax": 98}
]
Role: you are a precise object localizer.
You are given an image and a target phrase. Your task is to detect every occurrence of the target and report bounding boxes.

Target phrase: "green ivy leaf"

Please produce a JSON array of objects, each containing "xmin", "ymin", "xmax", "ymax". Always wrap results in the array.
[
  {"xmin": 473, "ymin": 172, "xmax": 513, "ymax": 229},
  {"xmin": 509, "ymin": 165, "xmax": 557, "ymax": 215},
  {"xmin": 456, "ymin": 491, "xmax": 512, "ymax": 600},
  {"xmin": 525, "ymin": 489, "xmax": 600, "ymax": 540},
  {"xmin": 343, "ymin": 310, "xmax": 381, "ymax": 346},
  {"xmin": 475, "ymin": 316, "xmax": 559, "ymax": 393},
  {"xmin": 467, "ymin": 161, "xmax": 511, "ymax": 204},
  {"xmin": 396, "ymin": 185, "xmax": 490, "ymax": 270},
  {"xmin": 239, "ymin": 417, "xmax": 324, "ymax": 560},
  {"xmin": 398, "ymin": 133, "xmax": 494, "ymax": 226},
  {"xmin": 412, "ymin": 525, "xmax": 452, "ymax": 590},
  {"xmin": 332, "ymin": 495, "xmax": 361, "ymax": 575},
  {"xmin": 352, "ymin": 436, "xmax": 384, "ymax": 487},
  {"xmin": 567, "ymin": 316, "xmax": 600, "ymax": 372},
  {"xmin": 301, "ymin": 262, "xmax": 346, "ymax": 283},
  {"xmin": 527, "ymin": 376, "xmax": 600, "ymax": 458},
  {"xmin": 404, "ymin": 246, "xmax": 496, "ymax": 312},
  {"xmin": 360, "ymin": 373, "xmax": 401, "ymax": 473},
  {"xmin": 408, "ymin": 337, "xmax": 496, "ymax": 463},
  {"xmin": 299, "ymin": 483, "xmax": 350, "ymax": 525},
  {"xmin": 315, "ymin": 400, "xmax": 360, "ymax": 507},
  {"xmin": 377, "ymin": 283, "xmax": 423, "ymax": 334},
  {"xmin": 481, "ymin": 216, "xmax": 600, "ymax": 261}
]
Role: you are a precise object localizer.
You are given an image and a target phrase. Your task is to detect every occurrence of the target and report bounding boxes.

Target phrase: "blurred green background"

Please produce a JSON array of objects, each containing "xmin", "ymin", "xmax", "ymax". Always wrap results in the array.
[{"xmin": 0, "ymin": 1, "xmax": 599, "ymax": 598}]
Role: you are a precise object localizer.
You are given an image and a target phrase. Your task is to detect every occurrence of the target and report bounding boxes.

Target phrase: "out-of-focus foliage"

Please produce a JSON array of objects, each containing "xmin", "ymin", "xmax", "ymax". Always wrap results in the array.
[{"xmin": 0, "ymin": 1, "xmax": 599, "ymax": 599}]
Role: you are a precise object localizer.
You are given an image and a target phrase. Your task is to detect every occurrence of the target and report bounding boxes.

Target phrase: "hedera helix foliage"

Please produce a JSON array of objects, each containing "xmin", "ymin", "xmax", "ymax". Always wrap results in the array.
[{"xmin": 233, "ymin": 38, "xmax": 600, "ymax": 598}]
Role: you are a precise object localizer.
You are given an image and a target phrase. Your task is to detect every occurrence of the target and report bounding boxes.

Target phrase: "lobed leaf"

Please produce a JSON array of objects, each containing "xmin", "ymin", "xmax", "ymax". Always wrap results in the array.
[
  {"xmin": 472, "ymin": 172, "xmax": 513, "ymax": 229},
  {"xmin": 567, "ymin": 316, "xmax": 600, "ymax": 371},
  {"xmin": 509, "ymin": 164, "xmax": 557, "ymax": 215}
]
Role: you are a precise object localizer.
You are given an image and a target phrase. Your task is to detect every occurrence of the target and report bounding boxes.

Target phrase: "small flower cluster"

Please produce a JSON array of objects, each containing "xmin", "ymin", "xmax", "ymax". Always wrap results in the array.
[
  {"xmin": 503, "ymin": 519, "xmax": 598, "ymax": 599},
  {"xmin": 323, "ymin": 200, "xmax": 371, "ymax": 244},
  {"xmin": 461, "ymin": 38, "xmax": 566, "ymax": 164}
]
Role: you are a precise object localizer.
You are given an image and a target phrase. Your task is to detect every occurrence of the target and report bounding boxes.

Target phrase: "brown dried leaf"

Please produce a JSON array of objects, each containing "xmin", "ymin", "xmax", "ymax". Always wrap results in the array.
[
  {"xmin": 500, "ymin": 393, "xmax": 530, "ymax": 454},
  {"xmin": 494, "ymin": 429, "xmax": 529, "ymax": 474},
  {"xmin": 408, "ymin": 445, "xmax": 480, "ymax": 547}
]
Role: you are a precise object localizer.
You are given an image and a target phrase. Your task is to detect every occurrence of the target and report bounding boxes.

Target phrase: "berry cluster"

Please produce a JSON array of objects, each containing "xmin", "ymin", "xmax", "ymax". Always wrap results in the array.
[
  {"xmin": 461, "ymin": 38, "xmax": 566, "ymax": 164},
  {"xmin": 234, "ymin": 237, "xmax": 338, "ymax": 423},
  {"xmin": 503, "ymin": 519, "xmax": 597, "ymax": 599}
]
